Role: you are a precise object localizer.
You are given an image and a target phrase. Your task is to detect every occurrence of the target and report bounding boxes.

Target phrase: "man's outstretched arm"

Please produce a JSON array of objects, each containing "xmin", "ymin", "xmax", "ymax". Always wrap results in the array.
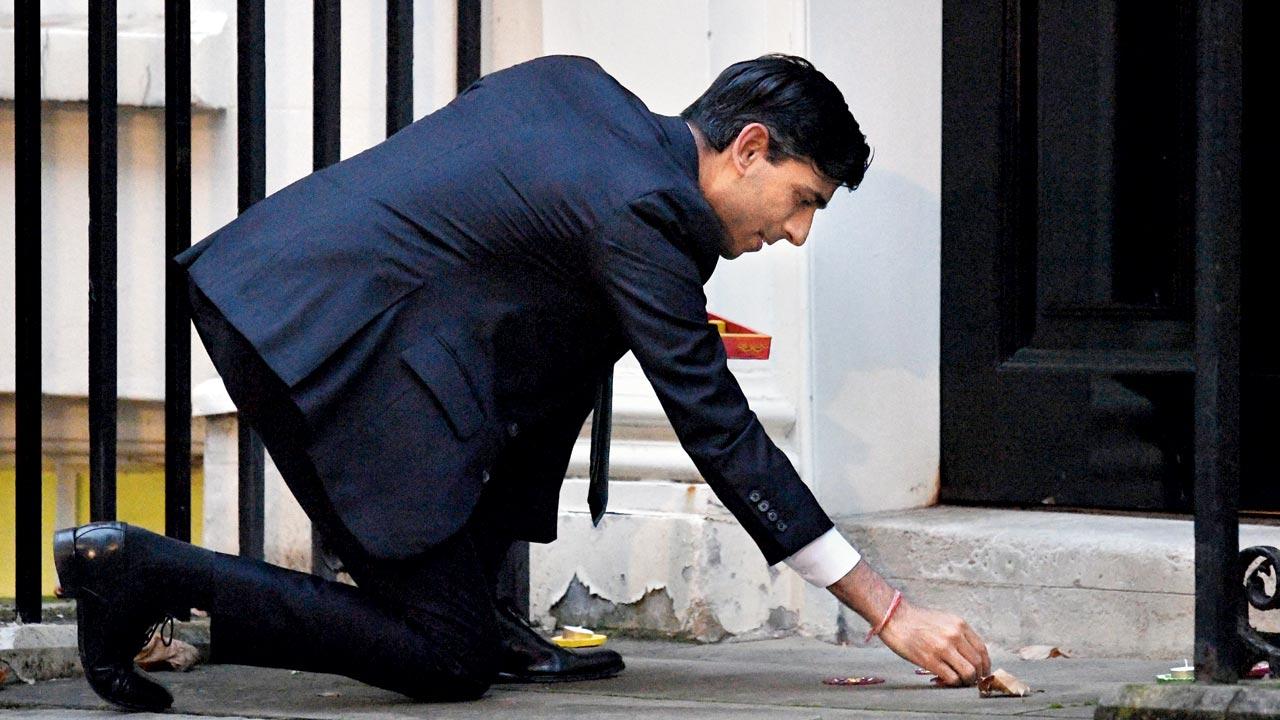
[{"xmin": 828, "ymin": 559, "xmax": 991, "ymax": 686}]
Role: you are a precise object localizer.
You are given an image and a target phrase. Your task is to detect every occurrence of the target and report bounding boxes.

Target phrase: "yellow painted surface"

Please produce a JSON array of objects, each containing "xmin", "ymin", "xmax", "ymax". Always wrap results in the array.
[
  {"xmin": 0, "ymin": 469, "xmax": 59, "ymax": 599},
  {"xmin": 1, "ymin": 466, "xmax": 203, "ymax": 598}
]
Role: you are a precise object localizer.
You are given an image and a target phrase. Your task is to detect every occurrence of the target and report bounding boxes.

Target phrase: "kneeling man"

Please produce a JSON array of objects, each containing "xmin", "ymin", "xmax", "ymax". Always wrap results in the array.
[{"xmin": 55, "ymin": 54, "xmax": 989, "ymax": 711}]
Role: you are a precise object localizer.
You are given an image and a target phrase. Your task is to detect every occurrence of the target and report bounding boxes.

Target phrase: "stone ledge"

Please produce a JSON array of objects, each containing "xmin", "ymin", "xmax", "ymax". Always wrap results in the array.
[
  {"xmin": 1096, "ymin": 682, "xmax": 1280, "ymax": 719},
  {"xmin": 0, "ymin": 618, "xmax": 209, "ymax": 682},
  {"xmin": 837, "ymin": 507, "xmax": 1280, "ymax": 658},
  {"xmin": 0, "ymin": 11, "xmax": 233, "ymax": 109}
]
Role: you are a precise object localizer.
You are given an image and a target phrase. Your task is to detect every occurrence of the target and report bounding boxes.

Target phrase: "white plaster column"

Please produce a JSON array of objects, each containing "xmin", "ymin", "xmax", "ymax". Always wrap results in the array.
[{"xmin": 806, "ymin": 0, "xmax": 943, "ymax": 517}]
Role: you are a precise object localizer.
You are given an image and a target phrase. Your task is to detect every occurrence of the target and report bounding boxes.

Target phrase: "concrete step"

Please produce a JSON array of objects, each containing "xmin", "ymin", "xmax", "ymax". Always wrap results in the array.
[
  {"xmin": 0, "ymin": 617, "xmax": 210, "ymax": 682},
  {"xmin": 838, "ymin": 507, "xmax": 1280, "ymax": 659}
]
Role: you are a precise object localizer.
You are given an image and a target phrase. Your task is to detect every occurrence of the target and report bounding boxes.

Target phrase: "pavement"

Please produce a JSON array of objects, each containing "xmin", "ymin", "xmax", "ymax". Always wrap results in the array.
[{"xmin": 0, "ymin": 636, "xmax": 1188, "ymax": 719}]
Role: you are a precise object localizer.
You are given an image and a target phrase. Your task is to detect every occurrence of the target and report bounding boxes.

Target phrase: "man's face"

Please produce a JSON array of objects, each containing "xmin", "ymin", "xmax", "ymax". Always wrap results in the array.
[{"xmin": 701, "ymin": 125, "xmax": 839, "ymax": 260}]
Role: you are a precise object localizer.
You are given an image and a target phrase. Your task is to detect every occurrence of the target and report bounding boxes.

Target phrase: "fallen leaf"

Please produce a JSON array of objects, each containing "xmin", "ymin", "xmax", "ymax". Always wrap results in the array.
[
  {"xmin": 1017, "ymin": 645, "xmax": 1070, "ymax": 660},
  {"xmin": 318, "ymin": 691, "xmax": 342, "ymax": 698},
  {"xmin": 0, "ymin": 660, "xmax": 31, "ymax": 686},
  {"xmin": 133, "ymin": 634, "xmax": 200, "ymax": 672},
  {"xmin": 979, "ymin": 668, "xmax": 1032, "ymax": 697},
  {"xmin": 1247, "ymin": 661, "xmax": 1271, "ymax": 679}
]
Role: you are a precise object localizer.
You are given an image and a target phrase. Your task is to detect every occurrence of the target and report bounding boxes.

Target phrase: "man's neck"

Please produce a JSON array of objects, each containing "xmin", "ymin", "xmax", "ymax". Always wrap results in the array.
[{"xmin": 685, "ymin": 121, "xmax": 719, "ymax": 200}]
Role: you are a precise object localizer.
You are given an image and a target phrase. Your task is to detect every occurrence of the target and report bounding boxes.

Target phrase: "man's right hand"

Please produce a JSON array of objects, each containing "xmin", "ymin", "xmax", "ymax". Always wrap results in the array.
[
  {"xmin": 827, "ymin": 560, "xmax": 990, "ymax": 686},
  {"xmin": 876, "ymin": 597, "xmax": 990, "ymax": 686}
]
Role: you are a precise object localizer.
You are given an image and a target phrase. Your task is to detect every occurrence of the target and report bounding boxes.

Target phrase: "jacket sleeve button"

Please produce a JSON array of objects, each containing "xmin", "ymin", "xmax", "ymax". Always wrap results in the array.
[
  {"xmin": 748, "ymin": 490, "xmax": 762, "ymax": 503},
  {"xmin": 757, "ymin": 501, "xmax": 770, "ymax": 512},
  {"xmin": 507, "ymin": 422, "xmax": 520, "ymax": 438},
  {"xmin": 776, "ymin": 521, "xmax": 787, "ymax": 532},
  {"xmin": 482, "ymin": 470, "xmax": 490, "ymax": 484},
  {"xmin": 767, "ymin": 510, "xmax": 778, "ymax": 522}
]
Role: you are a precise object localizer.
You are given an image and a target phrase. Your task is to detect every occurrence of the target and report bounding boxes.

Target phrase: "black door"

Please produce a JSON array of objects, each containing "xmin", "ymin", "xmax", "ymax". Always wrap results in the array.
[{"xmin": 941, "ymin": 0, "xmax": 1275, "ymax": 512}]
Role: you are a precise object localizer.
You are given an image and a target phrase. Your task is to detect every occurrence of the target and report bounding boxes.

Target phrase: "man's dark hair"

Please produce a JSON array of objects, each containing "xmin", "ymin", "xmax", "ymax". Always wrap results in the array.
[{"xmin": 682, "ymin": 55, "xmax": 871, "ymax": 191}]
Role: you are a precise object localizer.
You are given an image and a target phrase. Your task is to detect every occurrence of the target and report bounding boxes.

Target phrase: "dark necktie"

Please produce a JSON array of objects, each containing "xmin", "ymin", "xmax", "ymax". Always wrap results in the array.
[{"xmin": 588, "ymin": 366, "xmax": 613, "ymax": 526}]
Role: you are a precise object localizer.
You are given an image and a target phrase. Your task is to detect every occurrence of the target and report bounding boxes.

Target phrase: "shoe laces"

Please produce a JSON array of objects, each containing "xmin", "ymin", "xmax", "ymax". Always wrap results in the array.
[{"xmin": 142, "ymin": 614, "xmax": 176, "ymax": 648}]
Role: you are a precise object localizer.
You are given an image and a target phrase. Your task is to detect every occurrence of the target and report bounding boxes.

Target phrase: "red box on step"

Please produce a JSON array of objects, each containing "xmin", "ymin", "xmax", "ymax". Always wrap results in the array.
[{"xmin": 707, "ymin": 312, "xmax": 771, "ymax": 360}]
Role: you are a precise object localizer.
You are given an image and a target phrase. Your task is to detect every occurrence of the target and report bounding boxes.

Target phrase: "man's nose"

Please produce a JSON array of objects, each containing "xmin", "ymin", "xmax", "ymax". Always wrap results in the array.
[{"xmin": 783, "ymin": 211, "xmax": 815, "ymax": 247}]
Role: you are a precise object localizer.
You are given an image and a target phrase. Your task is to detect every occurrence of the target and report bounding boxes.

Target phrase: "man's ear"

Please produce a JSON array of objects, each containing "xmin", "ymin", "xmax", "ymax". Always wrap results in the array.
[{"xmin": 730, "ymin": 123, "xmax": 771, "ymax": 174}]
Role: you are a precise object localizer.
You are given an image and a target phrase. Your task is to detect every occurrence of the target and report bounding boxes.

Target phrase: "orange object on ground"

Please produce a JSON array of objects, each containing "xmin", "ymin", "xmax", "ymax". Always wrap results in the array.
[{"xmin": 707, "ymin": 312, "xmax": 771, "ymax": 360}]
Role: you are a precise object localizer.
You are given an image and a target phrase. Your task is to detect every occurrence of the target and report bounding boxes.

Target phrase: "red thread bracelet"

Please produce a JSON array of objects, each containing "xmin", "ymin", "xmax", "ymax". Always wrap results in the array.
[{"xmin": 864, "ymin": 589, "xmax": 902, "ymax": 644}]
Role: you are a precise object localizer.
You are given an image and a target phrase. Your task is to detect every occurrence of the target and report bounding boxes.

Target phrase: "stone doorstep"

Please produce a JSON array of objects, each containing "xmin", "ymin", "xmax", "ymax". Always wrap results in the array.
[
  {"xmin": 837, "ymin": 506, "xmax": 1280, "ymax": 659},
  {"xmin": 0, "ymin": 617, "xmax": 209, "ymax": 682},
  {"xmin": 1095, "ymin": 682, "xmax": 1280, "ymax": 719}
]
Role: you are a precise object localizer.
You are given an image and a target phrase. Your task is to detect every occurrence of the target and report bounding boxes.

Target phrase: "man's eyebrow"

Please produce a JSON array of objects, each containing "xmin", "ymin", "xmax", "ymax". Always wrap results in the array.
[{"xmin": 796, "ymin": 184, "xmax": 832, "ymax": 210}]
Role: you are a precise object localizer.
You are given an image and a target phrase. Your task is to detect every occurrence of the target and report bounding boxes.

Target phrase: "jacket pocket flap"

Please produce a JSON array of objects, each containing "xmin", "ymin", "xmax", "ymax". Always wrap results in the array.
[{"xmin": 399, "ymin": 334, "xmax": 484, "ymax": 440}]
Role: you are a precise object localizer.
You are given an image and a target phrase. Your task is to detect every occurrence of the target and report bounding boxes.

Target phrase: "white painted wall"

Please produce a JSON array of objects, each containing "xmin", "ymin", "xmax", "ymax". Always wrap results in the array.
[{"xmin": 806, "ymin": 0, "xmax": 942, "ymax": 516}]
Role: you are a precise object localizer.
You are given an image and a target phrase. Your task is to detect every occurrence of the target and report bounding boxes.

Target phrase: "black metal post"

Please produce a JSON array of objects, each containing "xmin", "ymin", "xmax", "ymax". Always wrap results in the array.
[
  {"xmin": 165, "ymin": 0, "xmax": 193, "ymax": 545},
  {"xmin": 456, "ymin": 0, "xmax": 481, "ymax": 93},
  {"xmin": 449, "ymin": 0, "xmax": 529, "ymax": 617},
  {"xmin": 314, "ymin": 0, "xmax": 341, "ymax": 171},
  {"xmin": 312, "ymin": 0, "xmax": 341, "ymax": 579},
  {"xmin": 237, "ymin": 422, "xmax": 265, "ymax": 560},
  {"xmin": 387, "ymin": 0, "xmax": 414, "ymax": 136},
  {"xmin": 14, "ymin": 0, "xmax": 43, "ymax": 623},
  {"xmin": 1193, "ymin": 0, "xmax": 1246, "ymax": 684},
  {"xmin": 237, "ymin": 0, "xmax": 267, "ymax": 561},
  {"xmin": 88, "ymin": 0, "xmax": 118, "ymax": 522}
]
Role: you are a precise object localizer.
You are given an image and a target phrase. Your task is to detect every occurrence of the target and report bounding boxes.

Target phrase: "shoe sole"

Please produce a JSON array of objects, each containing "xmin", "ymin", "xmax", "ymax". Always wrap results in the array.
[{"xmin": 493, "ymin": 668, "xmax": 624, "ymax": 684}]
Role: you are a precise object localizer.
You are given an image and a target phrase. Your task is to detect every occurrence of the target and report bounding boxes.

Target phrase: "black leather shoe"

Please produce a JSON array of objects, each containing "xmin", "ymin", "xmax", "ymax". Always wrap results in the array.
[
  {"xmin": 493, "ymin": 602, "xmax": 624, "ymax": 683},
  {"xmin": 53, "ymin": 522, "xmax": 177, "ymax": 712}
]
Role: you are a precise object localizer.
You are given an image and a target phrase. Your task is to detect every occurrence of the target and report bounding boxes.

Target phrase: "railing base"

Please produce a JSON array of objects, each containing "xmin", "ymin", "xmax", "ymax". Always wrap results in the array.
[{"xmin": 1096, "ymin": 683, "xmax": 1280, "ymax": 720}]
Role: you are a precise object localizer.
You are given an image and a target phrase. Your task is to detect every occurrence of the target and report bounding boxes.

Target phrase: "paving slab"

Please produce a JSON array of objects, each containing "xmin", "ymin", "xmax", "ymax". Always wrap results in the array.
[{"xmin": 0, "ymin": 637, "xmax": 1176, "ymax": 719}]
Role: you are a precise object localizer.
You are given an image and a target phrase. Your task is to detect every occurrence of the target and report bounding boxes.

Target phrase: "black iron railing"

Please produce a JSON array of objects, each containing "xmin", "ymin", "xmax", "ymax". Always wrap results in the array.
[
  {"xmin": 235, "ymin": 0, "xmax": 266, "ymax": 565},
  {"xmin": 87, "ymin": 0, "xmax": 119, "ymax": 525},
  {"xmin": 1192, "ymin": 0, "xmax": 1252, "ymax": 682},
  {"xmin": 13, "ymin": 0, "xmax": 43, "ymax": 625},
  {"xmin": 10, "ymin": 0, "xmax": 487, "ymax": 623},
  {"xmin": 165, "ymin": 0, "xmax": 193, "ymax": 548}
]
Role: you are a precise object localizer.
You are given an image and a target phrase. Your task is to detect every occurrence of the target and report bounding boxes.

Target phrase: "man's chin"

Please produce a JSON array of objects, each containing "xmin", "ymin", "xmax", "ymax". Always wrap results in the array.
[{"xmin": 719, "ymin": 238, "xmax": 759, "ymax": 260}]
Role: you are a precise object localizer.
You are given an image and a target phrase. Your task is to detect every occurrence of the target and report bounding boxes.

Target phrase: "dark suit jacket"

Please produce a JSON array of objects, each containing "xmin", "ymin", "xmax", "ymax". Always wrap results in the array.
[{"xmin": 178, "ymin": 55, "xmax": 833, "ymax": 565}]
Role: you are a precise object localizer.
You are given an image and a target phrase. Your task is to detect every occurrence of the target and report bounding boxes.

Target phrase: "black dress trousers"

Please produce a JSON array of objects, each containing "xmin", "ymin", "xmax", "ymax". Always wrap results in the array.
[{"xmin": 188, "ymin": 282, "xmax": 502, "ymax": 695}]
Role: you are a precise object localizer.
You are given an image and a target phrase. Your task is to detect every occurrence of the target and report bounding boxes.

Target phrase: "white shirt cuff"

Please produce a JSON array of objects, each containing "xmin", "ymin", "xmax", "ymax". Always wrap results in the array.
[{"xmin": 782, "ymin": 527, "xmax": 862, "ymax": 588}]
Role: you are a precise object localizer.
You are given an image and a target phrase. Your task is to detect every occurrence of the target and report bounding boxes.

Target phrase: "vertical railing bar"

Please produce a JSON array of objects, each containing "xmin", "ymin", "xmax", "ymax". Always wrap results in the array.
[
  {"xmin": 1193, "ymin": 0, "xmax": 1246, "ymax": 683},
  {"xmin": 451, "ymin": 0, "xmax": 529, "ymax": 616},
  {"xmin": 236, "ymin": 423, "xmax": 265, "ymax": 559},
  {"xmin": 311, "ymin": 0, "xmax": 341, "ymax": 579},
  {"xmin": 165, "ymin": 0, "xmax": 193, "ymax": 545},
  {"xmin": 14, "ymin": 0, "xmax": 44, "ymax": 624},
  {"xmin": 456, "ymin": 0, "xmax": 481, "ymax": 94},
  {"xmin": 386, "ymin": 0, "xmax": 414, "ymax": 136},
  {"xmin": 88, "ymin": 0, "xmax": 119, "ymax": 522},
  {"xmin": 236, "ymin": 0, "xmax": 267, "ymax": 562},
  {"xmin": 314, "ymin": 0, "xmax": 342, "ymax": 171}
]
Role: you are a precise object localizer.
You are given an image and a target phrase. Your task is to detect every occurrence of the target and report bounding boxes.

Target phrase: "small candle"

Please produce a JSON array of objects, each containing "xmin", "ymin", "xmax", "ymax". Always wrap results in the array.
[{"xmin": 1170, "ymin": 659, "xmax": 1194, "ymax": 680}]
